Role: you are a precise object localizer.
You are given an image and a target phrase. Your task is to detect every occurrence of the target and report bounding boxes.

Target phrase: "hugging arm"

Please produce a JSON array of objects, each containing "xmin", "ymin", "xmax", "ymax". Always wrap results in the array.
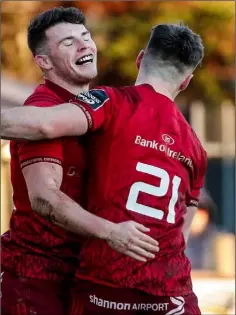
[
  {"xmin": 1, "ymin": 103, "xmax": 87, "ymax": 140},
  {"xmin": 23, "ymin": 159, "xmax": 159, "ymax": 262}
]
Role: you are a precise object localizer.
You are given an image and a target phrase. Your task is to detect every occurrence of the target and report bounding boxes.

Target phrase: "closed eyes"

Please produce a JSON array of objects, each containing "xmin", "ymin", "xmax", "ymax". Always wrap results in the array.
[
  {"xmin": 60, "ymin": 32, "xmax": 91, "ymax": 46},
  {"xmin": 64, "ymin": 39, "xmax": 73, "ymax": 46}
]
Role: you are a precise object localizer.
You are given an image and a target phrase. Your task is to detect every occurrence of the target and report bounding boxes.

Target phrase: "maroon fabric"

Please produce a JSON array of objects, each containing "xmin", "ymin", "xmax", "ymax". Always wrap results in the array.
[
  {"xmin": 1, "ymin": 271, "xmax": 71, "ymax": 315},
  {"xmin": 69, "ymin": 280, "xmax": 201, "ymax": 315},
  {"xmin": 1, "ymin": 80, "xmax": 86, "ymax": 281},
  {"xmin": 74, "ymin": 84, "xmax": 207, "ymax": 296}
]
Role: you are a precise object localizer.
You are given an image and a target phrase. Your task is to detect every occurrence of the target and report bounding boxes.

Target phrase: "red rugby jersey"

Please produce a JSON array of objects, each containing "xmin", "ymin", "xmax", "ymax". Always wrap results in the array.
[
  {"xmin": 1, "ymin": 80, "xmax": 86, "ymax": 280},
  {"xmin": 73, "ymin": 84, "xmax": 207, "ymax": 296}
]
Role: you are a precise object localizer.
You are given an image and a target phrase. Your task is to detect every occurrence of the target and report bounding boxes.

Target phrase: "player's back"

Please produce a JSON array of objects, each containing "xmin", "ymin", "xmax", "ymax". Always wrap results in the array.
[
  {"xmin": 1, "ymin": 82, "xmax": 87, "ymax": 280},
  {"xmin": 77, "ymin": 84, "xmax": 206, "ymax": 296}
]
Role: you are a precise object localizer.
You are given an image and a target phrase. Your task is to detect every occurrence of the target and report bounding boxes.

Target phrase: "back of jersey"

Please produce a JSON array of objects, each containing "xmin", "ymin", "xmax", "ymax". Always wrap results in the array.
[{"xmin": 77, "ymin": 84, "xmax": 206, "ymax": 296}]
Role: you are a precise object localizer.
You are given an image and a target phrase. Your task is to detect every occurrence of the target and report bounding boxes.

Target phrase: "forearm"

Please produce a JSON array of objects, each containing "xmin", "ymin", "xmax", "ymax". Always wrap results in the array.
[
  {"xmin": 31, "ymin": 188, "xmax": 114, "ymax": 240},
  {"xmin": 1, "ymin": 103, "xmax": 88, "ymax": 140},
  {"xmin": 1, "ymin": 107, "xmax": 47, "ymax": 140},
  {"xmin": 182, "ymin": 206, "xmax": 197, "ymax": 243}
]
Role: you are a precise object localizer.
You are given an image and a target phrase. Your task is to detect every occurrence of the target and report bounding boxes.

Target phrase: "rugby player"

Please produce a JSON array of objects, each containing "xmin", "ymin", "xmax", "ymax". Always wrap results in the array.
[
  {"xmin": 0, "ymin": 7, "xmax": 159, "ymax": 315},
  {"xmin": 1, "ymin": 23, "xmax": 207, "ymax": 314}
]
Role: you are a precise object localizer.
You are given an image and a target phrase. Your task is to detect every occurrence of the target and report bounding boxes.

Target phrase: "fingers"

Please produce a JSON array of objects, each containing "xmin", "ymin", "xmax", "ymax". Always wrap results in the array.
[
  {"xmin": 132, "ymin": 222, "xmax": 150, "ymax": 233},
  {"xmin": 134, "ymin": 229, "xmax": 159, "ymax": 247},
  {"xmin": 132, "ymin": 222, "xmax": 158, "ymax": 246},
  {"xmin": 134, "ymin": 239, "xmax": 160, "ymax": 253},
  {"xmin": 124, "ymin": 239, "xmax": 159, "ymax": 262},
  {"xmin": 125, "ymin": 250, "xmax": 147, "ymax": 262},
  {"xmin": 127, "ymin": 244, "xmax": 156, "ymax": 260},
  {"xmin": 108, "ymin": 221, "xmax": 160, "ymax": 262}
]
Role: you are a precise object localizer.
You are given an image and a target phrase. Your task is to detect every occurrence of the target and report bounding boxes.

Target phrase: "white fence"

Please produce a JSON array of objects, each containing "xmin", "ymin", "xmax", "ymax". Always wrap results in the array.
[{"xmin": 190, "ymin": 101, "xmax": 235, "ymax": 158}]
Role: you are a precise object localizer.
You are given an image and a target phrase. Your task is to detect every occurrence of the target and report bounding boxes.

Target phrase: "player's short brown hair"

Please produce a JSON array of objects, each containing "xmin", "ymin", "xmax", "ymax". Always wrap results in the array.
[
  {"xmin": 27, "ymin": 6, "xmax": 85, "ymax": 56},
  {"xmin": 144, "ymin": 23, "xmax": 204, "ymax": 74}
]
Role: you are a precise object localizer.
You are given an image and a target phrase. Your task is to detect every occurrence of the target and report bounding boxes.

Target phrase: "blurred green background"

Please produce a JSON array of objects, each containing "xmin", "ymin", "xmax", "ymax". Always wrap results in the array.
[{"xmin": 1, "ymin": 1, "xmax": 235, "ymax": 105}]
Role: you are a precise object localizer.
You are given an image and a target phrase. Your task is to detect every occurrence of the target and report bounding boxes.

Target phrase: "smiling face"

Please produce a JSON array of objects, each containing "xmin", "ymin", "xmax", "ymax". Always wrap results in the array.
[{"xmin": 38, "ymin": 22, "xmax": 98, "ymax": 85}]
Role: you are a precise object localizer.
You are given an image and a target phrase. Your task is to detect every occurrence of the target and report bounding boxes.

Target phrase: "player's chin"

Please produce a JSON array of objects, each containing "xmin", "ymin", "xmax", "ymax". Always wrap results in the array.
[{"xmin": 77, "ymin": 69, "xmax": 97, "ymax": 82}]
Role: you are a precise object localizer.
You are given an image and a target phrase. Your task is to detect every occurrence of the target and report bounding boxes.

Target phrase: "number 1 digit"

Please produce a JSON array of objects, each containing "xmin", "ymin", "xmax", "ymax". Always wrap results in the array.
[{"xmin": 167, "ymin": 176, "xmax": 181, "ymax": 223}]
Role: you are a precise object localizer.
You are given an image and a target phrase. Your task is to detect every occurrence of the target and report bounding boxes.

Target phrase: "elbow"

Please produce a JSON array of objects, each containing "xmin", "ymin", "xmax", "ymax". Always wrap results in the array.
[
  {"xmin": 40, "ymin": 123, "xmax": 58, "ymax": 140},
  {"xmin": 1, "ymin": 111, "xmax": 12, "ymax": 138}
]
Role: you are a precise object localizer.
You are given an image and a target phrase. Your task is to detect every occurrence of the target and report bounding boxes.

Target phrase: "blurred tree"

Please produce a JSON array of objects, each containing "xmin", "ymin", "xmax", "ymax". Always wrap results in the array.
[{"xmin": 1, "ymin": 1, "xmax": 234, "ymax": 105}]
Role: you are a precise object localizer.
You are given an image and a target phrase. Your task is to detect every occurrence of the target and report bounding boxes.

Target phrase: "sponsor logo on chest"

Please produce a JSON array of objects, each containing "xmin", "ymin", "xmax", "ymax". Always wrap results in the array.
[{"xmin": 134, "ymin": 135, "xmax": 193, "ymax": 169}]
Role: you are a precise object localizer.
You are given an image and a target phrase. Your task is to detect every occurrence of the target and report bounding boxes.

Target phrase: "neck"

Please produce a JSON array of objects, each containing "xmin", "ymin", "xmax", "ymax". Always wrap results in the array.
[
  {"xmin": 135, "ymin": 73, "xmax": 177, "ymax": 101},
  {"xmin": 44, "ymin": 74, "xmax": 90, "ymax": 96}
]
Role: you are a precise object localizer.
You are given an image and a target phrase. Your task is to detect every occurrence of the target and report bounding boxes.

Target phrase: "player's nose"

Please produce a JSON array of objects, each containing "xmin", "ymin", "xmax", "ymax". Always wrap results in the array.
[{"xmin": 76, "ymin": 40, "xmax": 90, "ymax": 52}]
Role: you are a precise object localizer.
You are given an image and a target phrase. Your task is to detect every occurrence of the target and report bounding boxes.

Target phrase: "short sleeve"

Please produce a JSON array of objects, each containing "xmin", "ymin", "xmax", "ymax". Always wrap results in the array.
[
  {"xmin": 70, "ymin": 87, "xmax": 113, "ymax": 131},
  {"xmin": 24, "ymin": 92, "xmax": 60, "ymax": 108},
  {"xmin": 18, "ymin": 140, "xmax": 63, "ymax": 170},
  {"xmin": 186, "ymin": 148, "xmax": 207, "ymax": 207},
  {"xmin": 19, "ymin": 93, "xmax": 64, "ymax": 169}
]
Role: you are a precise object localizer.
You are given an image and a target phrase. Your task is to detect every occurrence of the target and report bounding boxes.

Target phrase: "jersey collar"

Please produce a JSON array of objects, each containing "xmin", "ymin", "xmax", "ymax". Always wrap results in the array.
[
  {"xmin": 45, "ymin": 79, "xmax": 75, "ymax": 101},
  {"xmin": 136, "ymin": 83, "xmax": 175, "ymax": 104}
]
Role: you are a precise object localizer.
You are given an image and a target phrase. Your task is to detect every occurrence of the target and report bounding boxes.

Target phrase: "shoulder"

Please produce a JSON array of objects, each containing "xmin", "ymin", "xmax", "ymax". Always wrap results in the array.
[
  {"xmin": 113, "ymin": 85, "xmax": 142, "ymax": 104},
  {"xmin": 176, "ymin": 108, "xmax": 206, "ymax": 156},
  {"xmin": 76, "ymin": 85, "xmax": 139, "ymax": 108},
  {"xmin": 186, "ymin": 126, "xmax": 207, "ymax": 177},
  {"xmin": 190, "ymin": 127, "xmax": 207, "ymax": 161},
  {"xmin": 76, "ymin": 86, "xmax": 111, "ymax": 110},
  {"xmin": 75, "ymin": 85, "xmax": 128, "ymax": 111},
  {"xmin": 24, "ymin": 84, "xmax": 61, "ymax": 107},
  {"xmin": 174, "ymin": 110, "xmax": 207, "ymax": 169}
]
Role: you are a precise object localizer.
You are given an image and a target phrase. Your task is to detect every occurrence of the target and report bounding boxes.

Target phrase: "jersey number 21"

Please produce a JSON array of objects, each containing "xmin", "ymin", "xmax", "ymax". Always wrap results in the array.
[{"xmin": 126, "ymin": 162, "xmax": 181, "ymax": 224}]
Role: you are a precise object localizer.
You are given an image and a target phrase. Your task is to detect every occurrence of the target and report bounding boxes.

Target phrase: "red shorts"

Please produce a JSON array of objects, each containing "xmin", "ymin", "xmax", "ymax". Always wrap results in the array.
[
  {"xmin": 69, "ymin": 280, "xmax": 201, "ymax": 315},
  {"xmin": 1, "ymin": 271, "xmax": 71, "ymax": 315}
]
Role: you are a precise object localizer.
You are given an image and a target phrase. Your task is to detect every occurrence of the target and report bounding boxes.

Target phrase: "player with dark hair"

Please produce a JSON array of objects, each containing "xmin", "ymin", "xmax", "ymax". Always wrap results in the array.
[
  {"xmin": 28, "ymin": 7, "xmax": 85, "ymax": 55},
  {"xmin": 0, "ymin": 7, "xmax": 159, "ymax": 315},
  {"xmin": 1, "ymin": 23, "xmax": 207, "ymax": 314}
]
